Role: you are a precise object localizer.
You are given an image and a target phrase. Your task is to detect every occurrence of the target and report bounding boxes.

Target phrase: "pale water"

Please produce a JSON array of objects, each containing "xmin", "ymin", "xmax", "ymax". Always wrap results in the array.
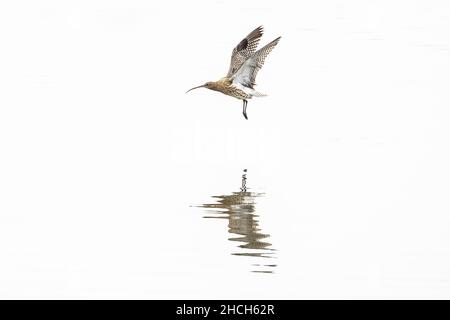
[{"xmin": 1, "ymin": 1, "xmax": 450, "ymax": 299}]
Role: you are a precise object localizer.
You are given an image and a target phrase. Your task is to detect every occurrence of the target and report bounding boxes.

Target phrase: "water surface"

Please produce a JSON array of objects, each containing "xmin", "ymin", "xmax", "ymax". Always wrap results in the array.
[{"xmin": 197, "ymin": 169, "xmax": 276, "ymax": 273}]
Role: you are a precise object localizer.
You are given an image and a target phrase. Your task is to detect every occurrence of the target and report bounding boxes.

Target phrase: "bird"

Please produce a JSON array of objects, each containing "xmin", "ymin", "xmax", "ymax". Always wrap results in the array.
[{"xmin": 186, "ymin": 26, "xmax": 281, "ymax": 120}]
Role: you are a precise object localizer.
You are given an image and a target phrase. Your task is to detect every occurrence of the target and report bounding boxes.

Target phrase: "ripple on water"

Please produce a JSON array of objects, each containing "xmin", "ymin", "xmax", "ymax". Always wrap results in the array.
[{"xmin": 196, "ymin": 169, "xmax": 277, "ymax": 274}]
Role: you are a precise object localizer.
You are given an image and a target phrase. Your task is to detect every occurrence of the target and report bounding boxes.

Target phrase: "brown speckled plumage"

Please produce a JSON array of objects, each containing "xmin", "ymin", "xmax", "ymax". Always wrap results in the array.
[
  {"xmin": 186, "ymin": 26, "xmax": 281, "ymax": 120},
  {"xmin": 227, "ymin": 26, "xmax": 264, "ymax": 77}
]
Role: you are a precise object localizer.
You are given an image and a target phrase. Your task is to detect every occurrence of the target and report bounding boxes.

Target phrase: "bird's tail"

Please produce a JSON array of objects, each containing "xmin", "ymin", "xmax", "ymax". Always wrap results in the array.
[{"xmin": 253, "ymin": 91, "xmax": 267, "ymax": 97}]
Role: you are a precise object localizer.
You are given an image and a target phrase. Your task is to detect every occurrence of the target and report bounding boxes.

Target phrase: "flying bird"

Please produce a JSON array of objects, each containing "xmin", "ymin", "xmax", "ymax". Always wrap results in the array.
[{"xmin": 186, "ymin": 26, "xmax": 281, "ymax": 120}]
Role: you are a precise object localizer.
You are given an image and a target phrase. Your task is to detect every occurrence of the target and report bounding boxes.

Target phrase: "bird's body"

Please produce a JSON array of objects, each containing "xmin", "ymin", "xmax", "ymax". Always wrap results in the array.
[
  {"xmin": 205, "ymin": 77, "xmax": 264, "ymax": 100},
  {"xmin": 186, "ymin": 26, "xmax": 280, "ymax": 120}
]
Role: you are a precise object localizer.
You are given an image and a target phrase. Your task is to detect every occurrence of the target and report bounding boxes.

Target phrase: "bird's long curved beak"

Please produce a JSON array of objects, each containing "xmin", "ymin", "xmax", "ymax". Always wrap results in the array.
[{"xmin": 186, "ymin": 85, "xmax": 205, "ymax": 93}]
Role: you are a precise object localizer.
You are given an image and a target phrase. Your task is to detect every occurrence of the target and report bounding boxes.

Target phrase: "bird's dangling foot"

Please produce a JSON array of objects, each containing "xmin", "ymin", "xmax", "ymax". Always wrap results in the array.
[{"xmin": 242, "ymin": 99, "xmax": 248, "ymax": 120}]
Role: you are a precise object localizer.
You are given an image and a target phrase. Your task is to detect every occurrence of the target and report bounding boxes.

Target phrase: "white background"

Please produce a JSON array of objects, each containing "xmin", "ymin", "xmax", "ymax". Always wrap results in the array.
[{"xmin": 1, "ymin": 0, "xmax": 450, "ymax": 298}]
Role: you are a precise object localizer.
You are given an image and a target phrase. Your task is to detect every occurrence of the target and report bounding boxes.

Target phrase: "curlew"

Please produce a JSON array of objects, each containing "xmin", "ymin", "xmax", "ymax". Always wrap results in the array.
[{"xmin": 186, "ymin": 26, "xmax": 281, "ymax": 120}]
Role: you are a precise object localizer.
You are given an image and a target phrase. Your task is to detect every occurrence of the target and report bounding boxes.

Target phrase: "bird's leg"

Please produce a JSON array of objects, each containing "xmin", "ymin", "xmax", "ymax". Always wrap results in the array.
[{"xmin": 242, "ymin": 99, "xmax": 248, "ymax": 120}]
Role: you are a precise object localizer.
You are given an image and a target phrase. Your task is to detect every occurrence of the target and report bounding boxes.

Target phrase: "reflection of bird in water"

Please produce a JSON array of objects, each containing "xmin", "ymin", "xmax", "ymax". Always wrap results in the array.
[{"xmin": 198, "ymin": 169, "xmax": 276, "ymax": 273}]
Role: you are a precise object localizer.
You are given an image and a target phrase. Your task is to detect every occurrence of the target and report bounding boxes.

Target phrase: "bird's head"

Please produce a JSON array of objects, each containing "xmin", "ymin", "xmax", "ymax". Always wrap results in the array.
[{"xmin": 186, "ymin": 81, "xmax": 214, "ymax": 93}]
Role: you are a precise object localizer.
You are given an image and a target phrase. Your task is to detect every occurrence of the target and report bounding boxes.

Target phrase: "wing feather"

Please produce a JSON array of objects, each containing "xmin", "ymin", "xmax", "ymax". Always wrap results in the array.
[
  {"xmin": 227, "ymin": 26, "xmax": 264, "ymax": 77},
  {"xmin": 232, "ymin": 37, "xmax": 281, "ymax": 88}
]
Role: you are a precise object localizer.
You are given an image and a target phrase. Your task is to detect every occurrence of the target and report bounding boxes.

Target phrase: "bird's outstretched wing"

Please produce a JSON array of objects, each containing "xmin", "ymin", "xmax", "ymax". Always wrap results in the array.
[
  {"xmin": 227, "ymin": 26, "xmax": 264, "ymax": 77},
  {"xmin": 232, "ymin": 37, "xmax": 281, "ymax": 89}
]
